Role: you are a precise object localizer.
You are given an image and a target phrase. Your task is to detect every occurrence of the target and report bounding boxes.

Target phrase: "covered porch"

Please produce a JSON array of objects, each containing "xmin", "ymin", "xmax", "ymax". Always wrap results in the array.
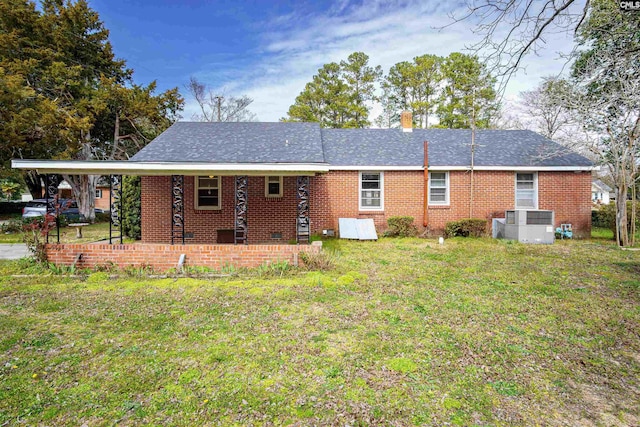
[{"xmin": 12, "ymin": 160, "xmax": 328, "ymax": 271}]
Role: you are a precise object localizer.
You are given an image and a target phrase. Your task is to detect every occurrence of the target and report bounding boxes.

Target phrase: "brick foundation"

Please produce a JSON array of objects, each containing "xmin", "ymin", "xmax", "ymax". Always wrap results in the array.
[{"xmin": 45, "ymin": 242, "xmax": 322, "ymax": 272}]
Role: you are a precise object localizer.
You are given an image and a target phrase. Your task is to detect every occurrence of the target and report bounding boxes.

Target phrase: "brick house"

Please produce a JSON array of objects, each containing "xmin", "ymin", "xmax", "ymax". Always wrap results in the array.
[
  {"xmin": 131, "ymin": 116, "xmax": 593, "ymax": 243},
  {"xmin": 11, "ymin": 113, "xmax": 594, "ymax": 270},
  {"xmin": 56, "ymin": 179, "xmax": 111, "ymax": 211}
]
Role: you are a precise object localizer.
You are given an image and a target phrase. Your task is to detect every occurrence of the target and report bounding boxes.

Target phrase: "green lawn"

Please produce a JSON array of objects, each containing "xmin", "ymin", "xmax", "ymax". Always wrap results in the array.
[
  {"xmin": 0, "ymin": 237, "xmax": 638, "ymax": 426},
  {"xmin": 0, "ymin": 221, "xmax": 132, "ymax": 244}
]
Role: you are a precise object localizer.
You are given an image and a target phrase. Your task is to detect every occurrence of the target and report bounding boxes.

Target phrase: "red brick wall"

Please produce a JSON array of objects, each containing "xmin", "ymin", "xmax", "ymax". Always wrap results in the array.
[
  {"xmin": 142, "ymin": 176, "xmax": 301, "ymax": 244},
  {"xmin": 539, "ymin": 171, "xmax": 592, "ymax": 236},
  {"xmin": 94, "ymin": 188, "xmax": 110, "ymax": 211},
  {"xmin": 426, "ymin": 170, "xmax": 592, "ymax": 236},
  {"xmin": 141, "ymin": 170, "xmax": 591, "ymax": 242},
  {"xmin": 45, "ymin": 242, "xmax": 321, "ymax": 272},
  {"xmin": 310, "ymin": 170, "xmax": 424, "ymax": 232}
]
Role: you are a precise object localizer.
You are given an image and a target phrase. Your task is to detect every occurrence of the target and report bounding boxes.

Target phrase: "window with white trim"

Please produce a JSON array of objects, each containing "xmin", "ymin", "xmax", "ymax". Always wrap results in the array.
[
  {"xmin": 515, "ymin": 172, "xmax": 537, "ymax": 209},
  {"xmin": 195, "ymin": 176, "xmax": 222, "ymax": 210},
  {"xmin": 359, "ymin": 172, "xmax": 383, "ymax": 210},
  {"xmin": 95, "ymin": 189, "xmax": 103, "ymax": 199},
  {"xmin": 265, "ymin": 176, "xmax": 283, "ymax": 197},
  {"xmin": 428, "ymin": 172, "xmax": 449, "ymax": 205}
]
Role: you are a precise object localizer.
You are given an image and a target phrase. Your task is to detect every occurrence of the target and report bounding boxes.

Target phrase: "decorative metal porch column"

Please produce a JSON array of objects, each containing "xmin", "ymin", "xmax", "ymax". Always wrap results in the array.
[
  {"xmin": 296, "ymin": 176, "xmax": 310, "ymax": 244},
  {"xmin": 109, "ymin": 175, "xmax": 123, "ymax": 244},
  {"xmin": 44, "ymin": 174, "xmax": 60, "ymax": 244},
  {"xmin": 234, "ymin": 176, "xmax": 248, "ymax": 244},
  {"xmin": 171, "ymin": 175, "xmax": 185, "ymax": 245}
]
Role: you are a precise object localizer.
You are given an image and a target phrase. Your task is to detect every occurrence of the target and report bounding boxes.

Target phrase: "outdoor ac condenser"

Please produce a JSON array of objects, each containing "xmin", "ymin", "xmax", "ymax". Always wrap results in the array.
[{"xmin": 503, "ymin": 210, "xmax": 555, "ymax": 244}]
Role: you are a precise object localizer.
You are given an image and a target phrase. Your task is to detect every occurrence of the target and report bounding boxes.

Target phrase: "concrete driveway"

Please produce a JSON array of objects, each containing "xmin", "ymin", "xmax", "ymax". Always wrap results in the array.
[{"xmin": 0, "ymin": 244, "xmax": 31, "ymax": 260}]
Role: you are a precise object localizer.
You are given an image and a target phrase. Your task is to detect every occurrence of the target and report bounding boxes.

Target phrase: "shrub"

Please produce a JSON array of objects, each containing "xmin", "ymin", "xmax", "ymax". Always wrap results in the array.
[
  {"xmin": 384, "ymin": 216, "xmax": 417, "ymax": 237},
  {"xmin": 122, "ymin": 175, "xmax": 141, "ymax": 240},
  {"xmin": 94, "ymin": 212, "xmax": 111, "ymax": 223},
  {"xmin": 594, "ymin": 201, "xmax": 640, "ymax": 237},
  {"xmin": 444, "ymin": 218, "xmax": 487, "ymax": 238},
  {"xmin": 22, "ymin": 215, "xmax": 56, "ymax": 263},
  {"xmin": 1, "ymin": 217, "xmax": 31, "ymax": 234}
]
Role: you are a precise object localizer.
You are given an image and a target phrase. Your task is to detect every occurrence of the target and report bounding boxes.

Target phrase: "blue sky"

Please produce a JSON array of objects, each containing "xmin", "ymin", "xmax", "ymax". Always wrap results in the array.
[{"xmin": 90, "ymin": 0, "xmax": 576, "ymax": 123}]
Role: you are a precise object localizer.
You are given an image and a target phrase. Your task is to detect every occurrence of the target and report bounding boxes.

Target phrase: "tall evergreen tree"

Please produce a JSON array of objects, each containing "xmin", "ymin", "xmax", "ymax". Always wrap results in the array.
[
  {"xmin": 0, "ymin": 0, "xmax": 183, "ymax": 220},
  {"xmin": 436, "ymin": 52, "xmax": 498, "ymax": 129},
  {"xmin": 380, "ymin": 55, "xmax": 442, "ymax": 128},
  {"xmin": 284, "ymin": 52, "xmax": 380, "ymax": 128}
]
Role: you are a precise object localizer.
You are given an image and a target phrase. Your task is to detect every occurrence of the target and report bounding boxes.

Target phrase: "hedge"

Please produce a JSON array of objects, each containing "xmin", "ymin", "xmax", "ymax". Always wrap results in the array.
[{"xmin": 444, "ymin": 218, "xmax": 487, "ymax": 238}]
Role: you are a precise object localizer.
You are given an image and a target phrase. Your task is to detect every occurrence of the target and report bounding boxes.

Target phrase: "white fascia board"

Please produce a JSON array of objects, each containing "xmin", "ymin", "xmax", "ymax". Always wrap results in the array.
[
  {"xmin": 11, "ymin": 160, "xmax": 330, "ymax": 176},
  {"xmin": 329, "ymin": 165, "xmax": 424, "ymax": 171},
  {"xmin": 428, "ymin": 165, "xmax": 598, "ymax": 172}
]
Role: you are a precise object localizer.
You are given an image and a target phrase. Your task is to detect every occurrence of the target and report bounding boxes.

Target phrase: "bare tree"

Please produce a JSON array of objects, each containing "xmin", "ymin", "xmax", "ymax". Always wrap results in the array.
[
  {"xmin": 563, "ymin": 53, "xmax": 639, "ymax": 246},
  {"xmin": 187, "ymin": 77, "xmax": 257, "ymax": 122},
  {"xmin": 518, "ymin": 77, "xmax": 575, "ymax": 140},
  {"xmin": 453, "ymin": 0, "xmax": 638, "ymax": 246},
  {"xmin": 448, "ymin": 0, "xmax": 589, "ymax": 89}
]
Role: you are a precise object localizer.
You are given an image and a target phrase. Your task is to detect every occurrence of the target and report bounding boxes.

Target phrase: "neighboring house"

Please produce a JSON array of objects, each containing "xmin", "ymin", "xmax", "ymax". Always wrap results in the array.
[
  {"xmin": 11, "ymin": 112, "xmax": 595, "ymax": 269},
  {"xmin": 46, "ymin": 179, "xmax": 112, "ymax": 211},
  {"xmin": 592, "ymin": 179, "xmax": 612, "ymax": 205}
]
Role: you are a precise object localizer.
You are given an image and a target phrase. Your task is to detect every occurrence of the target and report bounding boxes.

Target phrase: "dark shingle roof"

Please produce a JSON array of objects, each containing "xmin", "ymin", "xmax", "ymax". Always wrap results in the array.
[
  {"xmin": 420, "ymin": 129, "xmax": 592, "ymax": 167},
  {"xmin": 322, "ymin": 128, "xmax": 592, "ymax": 167},
  {"xmin": 131, "ymin": 122, "xmax": 592, "ymax": 168},
  {"xmin": 130, "ymin": 122, "xmax": 325, "ymax": 163},
  {"xmin": 320, "ymin": 129, "xmax": 418, "ymax": 166}
]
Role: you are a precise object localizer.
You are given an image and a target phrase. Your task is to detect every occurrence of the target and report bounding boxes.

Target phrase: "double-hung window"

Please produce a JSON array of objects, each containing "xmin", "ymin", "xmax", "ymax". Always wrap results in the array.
[
  {"xmin": 515, "ymin": 172, "xmax": 537, "ymax": 209},
  {"xmin": 195, "ymin": 176, "xmax": 222, "ymax": 210},
  {"xmin": 359, "ymin": 172, "xmax": 383, "ymax": 210},
  {"xmin": 429, "ymin": 172, "xmax": 449, "ymax": 205}
]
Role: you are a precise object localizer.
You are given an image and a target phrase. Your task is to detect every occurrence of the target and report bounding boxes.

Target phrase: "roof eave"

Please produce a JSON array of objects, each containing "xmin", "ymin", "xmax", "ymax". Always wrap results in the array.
[
  {"xmin": 11, "ymin": 160, "xmax": 330, "ymax": 176},
  {"xmin": 428, "ymin": 165, "xmax": 598, "ymax": 172}
]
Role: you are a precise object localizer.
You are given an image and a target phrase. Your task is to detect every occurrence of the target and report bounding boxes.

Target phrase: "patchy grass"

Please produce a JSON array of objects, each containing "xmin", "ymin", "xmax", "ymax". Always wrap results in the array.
[
  {"xmin": 0, "ymin": 222, "xmax": 134, "ymax": 245},
  {"xmin": 0, "ymin": 237, "xmax": 638, "ymax": 426},
  {"xmin": 0, "ymin": 233, "xmax": 23, "ymax": 244}
]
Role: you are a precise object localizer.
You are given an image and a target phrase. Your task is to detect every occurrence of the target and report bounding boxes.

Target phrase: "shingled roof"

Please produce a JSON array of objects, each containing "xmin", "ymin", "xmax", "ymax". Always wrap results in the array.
[
  {"xmin": 130, "ymin": 122, "xmax": 325, "ymax": 164},
  {"xmin": 130, "ymin": 122, "xmax": 593, "ymax": 168}
]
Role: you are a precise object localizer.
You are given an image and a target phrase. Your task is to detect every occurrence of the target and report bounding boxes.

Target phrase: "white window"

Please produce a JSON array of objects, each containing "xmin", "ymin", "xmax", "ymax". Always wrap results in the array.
[
  {"xmin": 95, "ymin": 189, "xmax": 103, "ymax": 199},
  {"xmin": 265, "ymin": 176, "xmax": 283, "ymax": 198},
  {"xmin": 359, "ymin": 172, "xmax": 383, "ymax": 210},
  {"xmin": 195, "ymin": 176, "xmax": 222, "ymax": 210},
  {"xmin": 429, "ymin": 172, "xmax": 449, "ymax": 205},
  {"xmin": 515, "ymin": 172, "xmax": 537, "ymax": 209}
]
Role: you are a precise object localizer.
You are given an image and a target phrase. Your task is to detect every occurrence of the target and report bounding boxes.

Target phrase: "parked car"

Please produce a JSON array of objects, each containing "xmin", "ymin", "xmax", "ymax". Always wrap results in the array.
[{"xmin": 22, "ymin": 199, "xmax": 104, "ymax": 220}]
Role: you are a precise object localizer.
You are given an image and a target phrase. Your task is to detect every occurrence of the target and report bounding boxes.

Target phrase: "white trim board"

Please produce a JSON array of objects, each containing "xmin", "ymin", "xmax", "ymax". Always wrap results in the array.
[
  {"xmin": 329, "ymin": 165, "xmax": 597, "ymax": 171},
  {"xmin": 428, "ymin": 165, "xmax": 597, "ymax": 172},
  {"xmin": 11, "ymin": 160, "xmax": 329, "ymax": 176}
]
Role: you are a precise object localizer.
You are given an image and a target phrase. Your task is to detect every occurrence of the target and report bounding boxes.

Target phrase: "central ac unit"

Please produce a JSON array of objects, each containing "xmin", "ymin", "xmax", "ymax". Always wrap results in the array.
[{"xmin": 503, "ymin": 210, "xmax": 555, "ymax": 244}]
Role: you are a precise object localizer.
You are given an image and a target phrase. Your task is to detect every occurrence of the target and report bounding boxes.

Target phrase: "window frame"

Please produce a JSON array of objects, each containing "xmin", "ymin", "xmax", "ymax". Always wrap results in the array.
[
  {"xmin": 515, "ymin": 172, "xmax": 538, "ymax": 209},
  {"xmin": 428, "ymin": 171, "xmax": 449, "ymax": 206},
  {"xmin": 359, "ymin": 171, "xmax": 384, "ymax": 211},
  {"xmin": 265, "ymin": 176, "xmax": 283, "ymax": 198},
  {"xmin": 194, "ymin": 175, "xmax": 222, "ymax": 210},
  {"xmin": 95, "ymin": 189, "xmax": 103, "ymax": 199}
]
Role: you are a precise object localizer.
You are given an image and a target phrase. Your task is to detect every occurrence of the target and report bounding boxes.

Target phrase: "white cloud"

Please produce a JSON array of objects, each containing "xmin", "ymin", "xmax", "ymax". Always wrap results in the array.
[{"xmin": 186, "ymin": 0, "xmax": 577, "ymax": 123}]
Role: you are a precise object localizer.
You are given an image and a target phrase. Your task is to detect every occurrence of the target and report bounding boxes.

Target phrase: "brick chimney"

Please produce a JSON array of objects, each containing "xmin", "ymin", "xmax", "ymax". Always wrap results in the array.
[{"xmin": 401, "ymin": 111, "xmax": 412, "ymax": 132}]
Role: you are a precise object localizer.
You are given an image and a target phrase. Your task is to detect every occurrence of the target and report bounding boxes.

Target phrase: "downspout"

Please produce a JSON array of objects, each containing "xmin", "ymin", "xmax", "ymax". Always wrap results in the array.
[{"xmin": 423, "ymin": 140, "xmax": 429, "ymax": 228}]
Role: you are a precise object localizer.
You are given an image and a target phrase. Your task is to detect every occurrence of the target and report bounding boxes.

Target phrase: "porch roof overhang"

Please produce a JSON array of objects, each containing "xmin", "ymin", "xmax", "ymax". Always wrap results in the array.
[{"xmin": 11, "ymin": 159, "xmax": 330, "ymax": 176}]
